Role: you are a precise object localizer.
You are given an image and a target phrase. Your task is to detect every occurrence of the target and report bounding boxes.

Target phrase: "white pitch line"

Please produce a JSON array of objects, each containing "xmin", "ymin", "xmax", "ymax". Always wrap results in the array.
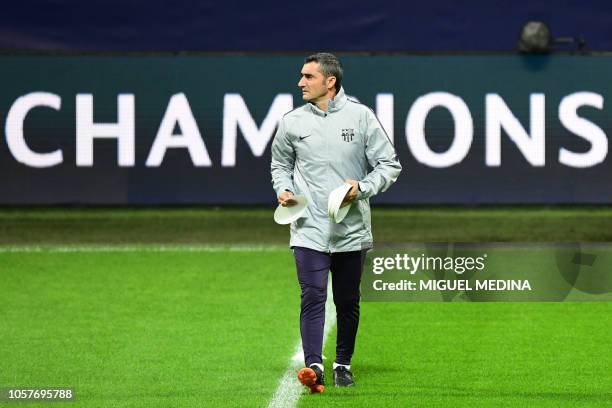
[
  {"xmin": 0, "ymin": 245, "xmax": 287, "ymax": 253},
  {"xmin": 268, "ymin": 284, "xmax": 336, "ymax": 408}
]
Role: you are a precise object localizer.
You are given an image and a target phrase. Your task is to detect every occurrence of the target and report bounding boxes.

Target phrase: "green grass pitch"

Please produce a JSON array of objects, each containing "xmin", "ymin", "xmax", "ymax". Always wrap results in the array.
[{"xmin": 1, "ymin": 208, "xmax": 611, "ymax": 407}]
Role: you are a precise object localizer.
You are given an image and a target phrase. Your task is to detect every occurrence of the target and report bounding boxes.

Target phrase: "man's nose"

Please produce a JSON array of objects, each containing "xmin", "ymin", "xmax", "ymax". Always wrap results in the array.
[{"xmin": 298, "ymin": 77, "xmax": 305, "ymax": 87}]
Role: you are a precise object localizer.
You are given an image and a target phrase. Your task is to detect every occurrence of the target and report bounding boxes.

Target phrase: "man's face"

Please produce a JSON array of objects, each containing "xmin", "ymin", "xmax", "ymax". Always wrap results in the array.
[{"xmin": 298, "ymin": 62, "xmax": 334, "ymax": 102}]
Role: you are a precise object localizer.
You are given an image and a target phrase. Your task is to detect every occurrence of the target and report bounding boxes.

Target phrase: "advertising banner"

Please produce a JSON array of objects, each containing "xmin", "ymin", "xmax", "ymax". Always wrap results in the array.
[{"xmin": 1, "ymin": 54, "xmax": 610, "ymax": 204}]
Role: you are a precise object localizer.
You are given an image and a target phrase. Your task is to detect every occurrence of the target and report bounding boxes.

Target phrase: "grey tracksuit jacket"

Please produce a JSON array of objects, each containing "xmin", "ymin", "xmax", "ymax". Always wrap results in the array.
[{"xmin": 270, "ymin": 87, "xmax": 402, "ymax": 253}]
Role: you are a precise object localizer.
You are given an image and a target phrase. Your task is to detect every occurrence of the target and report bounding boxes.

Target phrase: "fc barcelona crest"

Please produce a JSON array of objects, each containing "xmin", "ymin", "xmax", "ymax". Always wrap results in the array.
[{"xmin": 341, "ymin": 128, "xmax": 355, "ymax": 142}]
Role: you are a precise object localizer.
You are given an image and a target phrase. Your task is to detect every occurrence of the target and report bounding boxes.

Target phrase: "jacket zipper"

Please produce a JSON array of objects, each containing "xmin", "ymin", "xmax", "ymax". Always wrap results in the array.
[{"xmin": 324, "ymin": 111, "xmax": 333, "ymax": 253}]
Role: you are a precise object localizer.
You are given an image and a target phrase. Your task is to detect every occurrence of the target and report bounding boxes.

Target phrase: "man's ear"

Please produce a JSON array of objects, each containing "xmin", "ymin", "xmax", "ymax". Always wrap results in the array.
[{"xmin": 327, "ymin": 76, "xmax": 337, "ymax": 91}]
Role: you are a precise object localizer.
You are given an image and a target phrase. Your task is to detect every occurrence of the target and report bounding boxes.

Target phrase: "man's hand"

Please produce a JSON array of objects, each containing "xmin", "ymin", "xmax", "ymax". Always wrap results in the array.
[
  {"xmin": 278, "ymin": 191, "xmax": 298, "ymax": 207},
  {"xmin": 342, "ymin": 179, "xmax": 359, "ymax": 206}
]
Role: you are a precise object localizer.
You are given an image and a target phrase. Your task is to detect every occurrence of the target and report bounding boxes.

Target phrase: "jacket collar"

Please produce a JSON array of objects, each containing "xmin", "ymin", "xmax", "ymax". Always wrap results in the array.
[{"xmin": 307, "ymin": 87, "xmax": 348, "ymax": 116}]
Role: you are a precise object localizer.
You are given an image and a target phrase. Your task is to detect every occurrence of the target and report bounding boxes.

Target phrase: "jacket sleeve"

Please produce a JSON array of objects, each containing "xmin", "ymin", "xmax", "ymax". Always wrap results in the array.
[
  {"xmin": 357, "ymin": 109, "xmax": 402, "ymax": 200},
  {"xmin": 270, "ymin": 118, "xmax": 296, "ymax": 196}
]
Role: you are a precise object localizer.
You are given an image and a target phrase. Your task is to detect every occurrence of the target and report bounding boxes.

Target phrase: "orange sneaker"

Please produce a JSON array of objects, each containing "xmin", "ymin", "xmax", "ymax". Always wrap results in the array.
[{"xmin": 297, "ymin": 366, "xmax": 325, "ymax": 394}]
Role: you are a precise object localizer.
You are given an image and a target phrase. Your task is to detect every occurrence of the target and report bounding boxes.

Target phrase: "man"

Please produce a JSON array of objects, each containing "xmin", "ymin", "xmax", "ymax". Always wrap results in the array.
[{"xmin": 270, "ymin": 53, "xmax": 401, "ymax": 393}]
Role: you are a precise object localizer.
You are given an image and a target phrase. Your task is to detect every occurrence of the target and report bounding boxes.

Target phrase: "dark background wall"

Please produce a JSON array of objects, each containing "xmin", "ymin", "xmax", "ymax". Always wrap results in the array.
[
  {"xmin": 2, "ymin": 2, "xmax": 611, "ymax": 205},
  {"xmin": 1, "ymin": 0, "xmax": 611, "ymax": 52}
]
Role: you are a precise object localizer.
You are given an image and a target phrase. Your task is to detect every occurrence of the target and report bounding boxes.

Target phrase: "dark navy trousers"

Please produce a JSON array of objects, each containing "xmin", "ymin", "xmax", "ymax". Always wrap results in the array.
[{"xmin": 293, "ymin": 246, "xmax": 366, "ymax": 367}]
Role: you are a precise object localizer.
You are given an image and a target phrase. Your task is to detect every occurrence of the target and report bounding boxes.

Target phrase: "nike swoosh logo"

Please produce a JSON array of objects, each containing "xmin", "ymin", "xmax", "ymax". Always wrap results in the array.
[{"xmin": 299, "ymin": 135, "xmax": 311, "ymax": 141}]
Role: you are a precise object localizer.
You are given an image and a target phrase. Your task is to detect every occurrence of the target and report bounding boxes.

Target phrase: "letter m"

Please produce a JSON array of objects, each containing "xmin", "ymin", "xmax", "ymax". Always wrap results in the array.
[{"xmin": 222, "ymin": 94, "xmax": 292, "ymax": 167}]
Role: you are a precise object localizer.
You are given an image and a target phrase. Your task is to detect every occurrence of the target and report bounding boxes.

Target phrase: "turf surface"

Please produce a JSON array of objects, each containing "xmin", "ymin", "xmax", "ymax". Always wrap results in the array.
[
  {"xmin": 0, "ymin": 250, "xmax": 300, "ymax": 407},
  {"xmin": 310, "ymin": 302, "xmax": 612, "ymax": 407},
  {"xmin": 1, "ymin": 207, "xmax": 611, "ymax": 407},
  {"xmin": 3, "ymin": 206, "xmax": 612, "ymax": 244}
]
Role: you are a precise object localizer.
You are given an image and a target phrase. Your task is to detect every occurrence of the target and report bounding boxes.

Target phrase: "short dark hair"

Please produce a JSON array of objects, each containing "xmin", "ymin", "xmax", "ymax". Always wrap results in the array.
[{"xmin": 304, "ymin": 52, "xmax": 343, "ymax": 93}]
